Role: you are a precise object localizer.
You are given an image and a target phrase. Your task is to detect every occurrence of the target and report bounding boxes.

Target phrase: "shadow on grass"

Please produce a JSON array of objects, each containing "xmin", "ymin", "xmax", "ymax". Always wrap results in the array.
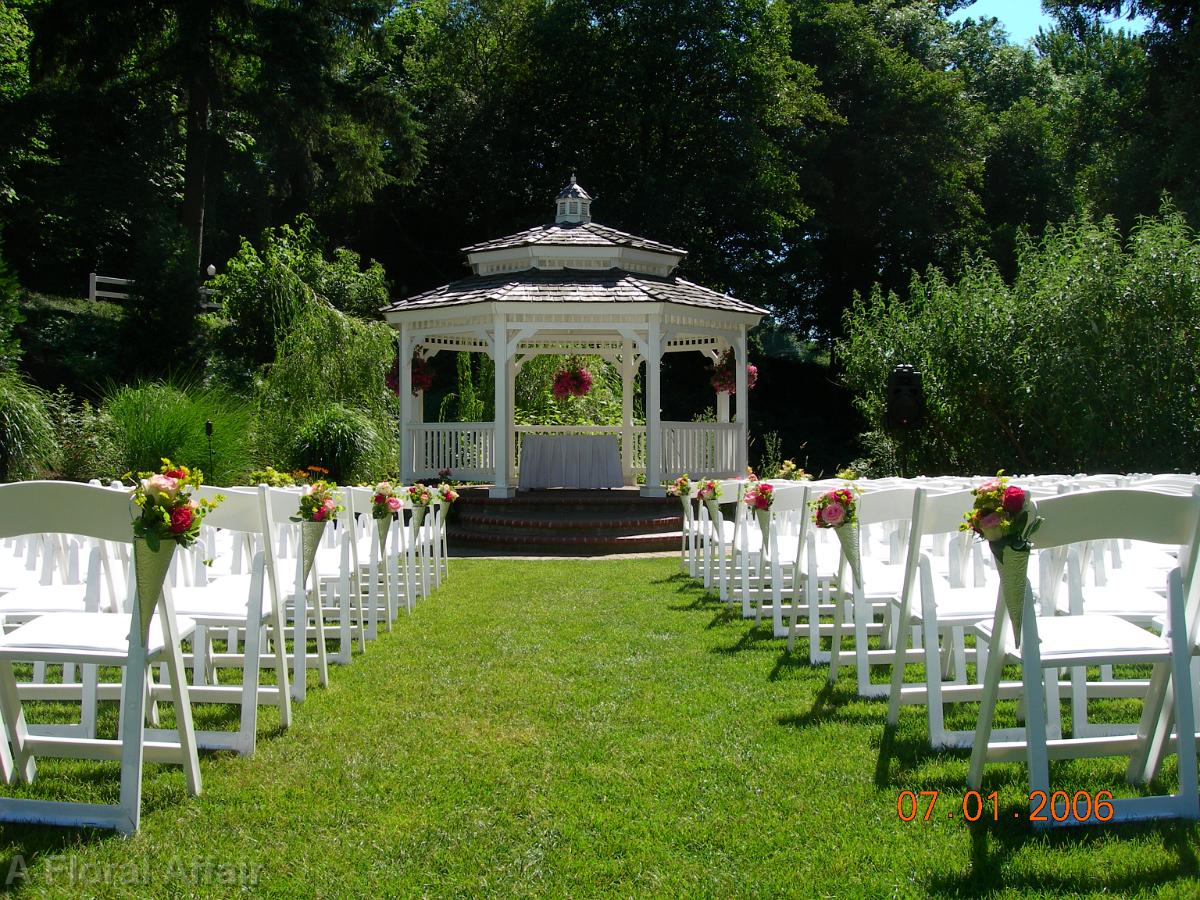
[
  {"xmin": 709, "ymin": 621, "xmax": 779, "ymax": 653},
  {"xmin": 775, "ymin": 681, "xmax": 884, "ymax": 730},
  {"xmin": 924, "ymin": 817, "xmax": 1200, "ymax": 896}
]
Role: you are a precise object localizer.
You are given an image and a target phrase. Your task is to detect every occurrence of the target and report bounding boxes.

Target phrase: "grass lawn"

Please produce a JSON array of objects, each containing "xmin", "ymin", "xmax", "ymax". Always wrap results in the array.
[{"xmin": 2, "ymin": 557, "xmax": 1199, "ymax": 897}]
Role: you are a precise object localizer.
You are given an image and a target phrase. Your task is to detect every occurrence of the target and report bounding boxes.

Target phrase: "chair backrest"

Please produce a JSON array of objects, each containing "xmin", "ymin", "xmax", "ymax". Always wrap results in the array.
[
  {"xmin": 1034, "ymin": 487, "xmax": 1200, "ymax": 551},
  {"xmin": 0, "ymin": 481, "xmax": 134, "ymax": 543}
]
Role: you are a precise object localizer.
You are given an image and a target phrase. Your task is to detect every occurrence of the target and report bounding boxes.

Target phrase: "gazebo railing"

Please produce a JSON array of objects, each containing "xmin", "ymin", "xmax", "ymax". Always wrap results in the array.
[
  {"xmin": 660, "ymin": 421, "xmax": 740, "ymax": 478},
  {"xmin": 410, "ymin": 423, "xmax": 495, "ymax": 479},
  {"xmin": 410, "ymin": 421, "xmax": 737, "ymax": 482}
]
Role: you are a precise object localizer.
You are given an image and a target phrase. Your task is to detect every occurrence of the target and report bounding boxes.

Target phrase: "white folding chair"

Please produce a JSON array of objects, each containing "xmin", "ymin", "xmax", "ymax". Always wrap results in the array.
[
  {"xmin": 967, "ymin": 487, "xmax": 1200, "ymax": 826},
  {"xmin": 0, "ymin": 481, "xmax": 201, "ymax": 834},
  {"xmin": 161, "ymin": 484, "xmax": 291, "ymax": 754}
]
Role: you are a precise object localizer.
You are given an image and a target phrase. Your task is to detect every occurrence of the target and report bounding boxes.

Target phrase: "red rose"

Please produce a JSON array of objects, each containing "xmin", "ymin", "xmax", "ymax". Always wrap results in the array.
[
  {"xmin": 165, "ymin": 468, "xmax": 186, "ymax": 480},
  {"xmin": 374, "ymin": 493, "xmax": 386, "ymax": 505},
  {"xmin": 1001, "ymin": 486, "xmax": 1025, "ymax": 514},
  {"xmin": 169, "ymin": 505, "xmax": 194, "ymax": 534}
]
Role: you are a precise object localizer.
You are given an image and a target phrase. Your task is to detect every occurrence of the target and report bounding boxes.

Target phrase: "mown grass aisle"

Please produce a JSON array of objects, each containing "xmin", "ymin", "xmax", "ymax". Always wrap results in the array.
[{"xmin": 3, "ymin": 558, "xmax": 1199, "ymax": 897}]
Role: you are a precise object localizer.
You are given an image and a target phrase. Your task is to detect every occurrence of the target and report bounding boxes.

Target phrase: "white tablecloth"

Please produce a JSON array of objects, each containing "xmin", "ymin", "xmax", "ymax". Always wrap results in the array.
[{"xmin": 518, "ymin": 435, "xmax": 623, "ymax": 490}]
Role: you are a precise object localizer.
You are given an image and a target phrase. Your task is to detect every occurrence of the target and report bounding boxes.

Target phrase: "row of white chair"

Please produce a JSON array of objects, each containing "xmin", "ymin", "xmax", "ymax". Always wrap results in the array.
[
  {"xmin": 674, "ymin": 471, "xmax": 1200, "ymax": 827},
  {"xmin": 0, "ymin": 479, "xmax": 453, "ymax": 833}
]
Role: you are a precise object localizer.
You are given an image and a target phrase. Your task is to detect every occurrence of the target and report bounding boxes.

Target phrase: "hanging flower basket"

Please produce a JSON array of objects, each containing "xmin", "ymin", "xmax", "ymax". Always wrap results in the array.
[
  {"xmin": 387, "ymin": 354, "xmax": 435, "ymax": 396},
  {"xmin": 552, "ymin": 362, "xmax": 594, "ymax": 400},
  {"xmin": 710, "ymin": 349, "xmax": 757, "ymax": 394}
]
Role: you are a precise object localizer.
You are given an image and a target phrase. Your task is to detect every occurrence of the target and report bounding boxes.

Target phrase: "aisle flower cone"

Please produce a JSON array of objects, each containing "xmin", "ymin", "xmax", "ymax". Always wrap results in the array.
[
  {"xmin": 811, "ymin": 485, "xmax": 863, "ymax": 589},
  {"xmin": 132, "ymin": 536, "xmax": 176, "ymax": 644},
  {"xmin": 834, "ymin": 523, "xmax": 863, "ymax": 590},
  {"xmin": 960, "ymin": 472, "xmax": 1043, "ymax": 648},
  {"xmin": 128, "ymin": 459, "xmax": 222, "ymax": 643},
  {"xmin": 994, "ymin": 545, "xmax": 1032, "ymax": 647},
  {"xmin": 300, "ymin": 520, "xmax": 326, "ymax": 583}
]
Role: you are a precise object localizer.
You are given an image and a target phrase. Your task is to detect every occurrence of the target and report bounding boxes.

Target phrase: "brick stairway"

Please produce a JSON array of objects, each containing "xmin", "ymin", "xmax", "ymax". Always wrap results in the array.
[{"xmin": 447, "ymin": 486, "xmax": 682, "ymax": 555}]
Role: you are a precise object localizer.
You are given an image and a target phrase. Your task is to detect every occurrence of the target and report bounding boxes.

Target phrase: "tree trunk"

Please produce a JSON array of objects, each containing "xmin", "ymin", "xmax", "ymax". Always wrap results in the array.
[{"xmin": 179, "ymin": 1, "xmax": 212, "ymax": 274}]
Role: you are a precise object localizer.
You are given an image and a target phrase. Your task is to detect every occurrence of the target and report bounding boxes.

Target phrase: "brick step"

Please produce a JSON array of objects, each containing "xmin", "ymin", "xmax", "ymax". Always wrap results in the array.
[
  {"xmin": 450, "ymin": 528, "xmax": 682, "ymax": 555},
  {"xmin": 455, "ymin": 510, "xmax": 681, "ymax": 532}
]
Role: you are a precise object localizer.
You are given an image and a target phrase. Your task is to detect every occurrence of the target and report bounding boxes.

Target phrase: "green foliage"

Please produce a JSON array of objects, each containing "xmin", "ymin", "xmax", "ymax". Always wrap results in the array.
[
  {"xmin": 757, "ymin": 431, "xmax": 784, "ymax": 481},
  {"xmin": 839, "ymin": 202, "xmax": 1200, "ymax": 475},
  {"xmin": 257, "ymin": 302, "xmax": 396, "ymax": 477},
  {"xmin": 247, "ymin": 466, "xmax": 296, "ymax": 487},
  {"xmin": 16, "ymin": 293, "xmax": 126, "ymax": 387},
  {"xmin": 0, "ymin": 370, "xmax": 56, "ymax": 480},
  {"xmin": 103, "ymin": 380, "xmax": 257, "ymax": 486},
  {"xmin": 288, "ymin": 403, "xmax": 380, "ymax": 484},
  {"xmin": 44, "ymin": 387, "xmax": 122, "ymax": 482},
  {"xmin": 0, "ymin": 239, "xmax": 20, "ymax": 371},
  {"xmin": 514, "ymin": 355, "xmax": 625, "ymax": 427},
  {"xmin": 205, "ymin": 217, "xmax": 390, "ymax": 382}
]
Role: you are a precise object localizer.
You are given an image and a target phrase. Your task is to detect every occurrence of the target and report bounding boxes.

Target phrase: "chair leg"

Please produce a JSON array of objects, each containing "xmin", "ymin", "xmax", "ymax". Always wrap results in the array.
[
  {"xmin": 0, "ymin": 662, "xmax": 34, "ymax": 784},
  {"xmin": 924, "ymin": 618, "xmax": 947, "ymax": 747},
  {"xmin": 968, "ymin": 620, "xmax": 1008, "ymax": 789},
  {"xmin": 886, "ymin": 610, "xmax": 912, "ymax": 727},
  {"xmin": 828, "ymin": 592, "xmax": 846, "ymax": 686}
]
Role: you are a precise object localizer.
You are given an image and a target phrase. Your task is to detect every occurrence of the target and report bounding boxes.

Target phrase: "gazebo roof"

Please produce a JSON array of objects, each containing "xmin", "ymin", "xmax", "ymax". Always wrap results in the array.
[
  {"xmin": 461, "ymin": 221, "xmax": 686, "ymax": 257},
  {"xmin": 381, "ymin": 268, "xmax": 768, "ymax": 317}
]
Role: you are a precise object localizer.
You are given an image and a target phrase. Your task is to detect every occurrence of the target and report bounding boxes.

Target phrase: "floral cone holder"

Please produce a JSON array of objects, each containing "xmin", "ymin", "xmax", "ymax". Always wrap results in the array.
[
  {"xmin": 375, "ymin": 514, "xmax": 390, "ymax": 558},
  {"xmin": 992, "ymin": 544, "xmax": 1031, "ymax": 647},
  {"xmin": 834, "ymin": 523, "xmax": 863, "ymax": 590},
  {"xmin": 300, "ymin": 520, "xmax": 327, "ymax": 584},
  {"xmin": 133, "ymin": 538, "xmax": 177, "ymax": 644},
  {"xmin": 704, "ymin": 499, "xmax": 721, "ymax": 531}
]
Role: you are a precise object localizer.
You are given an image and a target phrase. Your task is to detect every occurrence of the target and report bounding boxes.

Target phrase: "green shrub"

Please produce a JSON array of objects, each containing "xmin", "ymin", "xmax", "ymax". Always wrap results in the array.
[
  {"xmin": 0, "ymin": 239, "xmax": 21, "ymax": 372},
  {"xmin": 839, "ymin": 202, "xmax": 1200, "ymax": 474},
  {"xmin": 205, "ymin": 216, "xmax": 390, "ymax": 381},
  {"xmin": 45, "ymin": 387, "xmax": 122, "ymax": 482},
  {"xmin": 288, "ymin": 404, "xmax": 379, "ymax": 484},
  {"xmin": 104, "ymin": 380, "xmax": 258, "ymax": 485},
  {"xmin": 0, "ymin": 371, "xmax": 57, "ymax": 480},
  {"xmin": 257, "ymin": 303, "xmax": 396, "ymax": 476}
]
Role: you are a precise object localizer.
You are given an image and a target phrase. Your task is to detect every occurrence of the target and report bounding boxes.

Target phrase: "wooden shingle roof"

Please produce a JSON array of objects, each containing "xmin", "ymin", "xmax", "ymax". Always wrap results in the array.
[
  {"xmin": 461, "ymin": 222, "xmax": 687, "ymax": 256},
  {"xmin": 381, "ymin": 268, "xmax": 766, "ymax": 316}
]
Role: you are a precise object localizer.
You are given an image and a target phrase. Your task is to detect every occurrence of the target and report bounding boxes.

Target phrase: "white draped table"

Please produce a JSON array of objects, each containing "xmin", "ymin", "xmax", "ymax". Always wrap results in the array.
[{"xmin": 518, "ymin": 434, "xmax": 624, "ymax": 490}]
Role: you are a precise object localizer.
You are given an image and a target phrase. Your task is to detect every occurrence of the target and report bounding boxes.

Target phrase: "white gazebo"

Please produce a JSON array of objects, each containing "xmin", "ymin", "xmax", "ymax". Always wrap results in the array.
[{"xmin": 382, "ymin": 177, "xmax": 767, "ymax": 497}]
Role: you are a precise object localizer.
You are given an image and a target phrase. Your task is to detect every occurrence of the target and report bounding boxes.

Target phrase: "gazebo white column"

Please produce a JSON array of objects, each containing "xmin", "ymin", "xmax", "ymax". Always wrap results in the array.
[
  {"xmin": 643, "ymin": 318, "xmax": 664, "ymax": 496},
  {"xmin": 491, "ymin": 312, "xmax": 514, "ymax": 498},
  {"xmin": 398, "ymin": 326, "xmax": 413, "ymax": 481},
  {"xmin": 734, "ymin": 324, "xmax": 749, "ymax": 473},
  {"xmin": 620, "ymin": 340, "xmax": 635, "ymax": 484}
]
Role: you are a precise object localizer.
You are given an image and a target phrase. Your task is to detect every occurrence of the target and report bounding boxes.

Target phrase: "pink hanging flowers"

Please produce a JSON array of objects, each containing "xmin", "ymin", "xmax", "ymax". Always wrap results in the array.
[
  {"xmin": 552, "ymin": 362, "xmax": 594, "ymax": 400},
  {"xmin": 710, "ymin": 349, "xmax": 758, "ymax": 394}
]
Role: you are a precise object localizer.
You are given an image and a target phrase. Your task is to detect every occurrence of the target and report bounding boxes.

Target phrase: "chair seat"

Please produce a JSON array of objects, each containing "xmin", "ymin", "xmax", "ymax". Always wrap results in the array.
[
  {"xmin": 0, "ymin": 612, "xmax": 196, "ymax": 658},
  {"xmin": 912, "ymin": 580, "xmax": 997, "ymax": 622},
  {"xmin": 0, "ymin": 568, "xmax": 49, "ymax": 595},
  {"xmin": 170, "ymin": 578, "xmax": 269, "ymax": 621},
  {"xmin": 977, "ymin": 614, "xmax": 1168, "ymax": 663},
  {"xmin": 1058, "ymin": 584, "xmax": 1167, "ymax": 621},
  {"xmin": 0, "ymin": 584, "xmax": 89, "ymax": 617}
]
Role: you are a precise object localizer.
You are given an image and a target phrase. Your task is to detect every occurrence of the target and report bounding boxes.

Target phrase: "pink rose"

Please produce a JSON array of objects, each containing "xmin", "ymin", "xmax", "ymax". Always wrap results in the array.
[
  {"xmin": 142, "ymin": 474, "xmax": 180, "ymax": 502},
  {"xmin": 313, "ymin": 504, "xmax": 328, "ymax": 522},
  {"xmin": 978, "ymin": 511, "xmax": 1006, "ymax": 541},
  {"xmin": 386, "ymin": 496, "xmax": 402, "ymax": 512},
  {"xmin": 168, "ymin": 505, "xmax": 194, "ymax": 534},
  {"xmin": 820, "ymin": 502, "xmax": 846, "ymax": 526},
  {"xmin": 976, "ymin": 480, "xmax": 1000, "ymax": 496},
  {"xmin": 1001, "ymin": 486, "xmax": 1025, "ymax": 514}
]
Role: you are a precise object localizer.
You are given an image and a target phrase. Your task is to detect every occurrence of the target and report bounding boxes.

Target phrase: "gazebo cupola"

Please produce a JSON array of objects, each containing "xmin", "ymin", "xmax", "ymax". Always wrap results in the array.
[
  {"xmin": 555, "ymin": 174, "xmax": 592, "ymax": 223},
  {"xmin": 383, "ymin": 176, "xmax": 767, "ymax": 498}
]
